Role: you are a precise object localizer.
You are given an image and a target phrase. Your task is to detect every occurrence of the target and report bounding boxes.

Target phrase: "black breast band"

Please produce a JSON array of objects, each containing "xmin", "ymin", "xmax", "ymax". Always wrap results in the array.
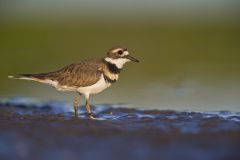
[{"xmin": 105, "ymin": 61, "xmax": 122, "ymax": 74}]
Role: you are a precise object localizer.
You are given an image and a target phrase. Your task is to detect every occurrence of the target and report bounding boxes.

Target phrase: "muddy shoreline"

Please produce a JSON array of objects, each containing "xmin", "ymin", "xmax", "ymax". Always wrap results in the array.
[{"xmin": 0, "ymin": 98, "xmax": 240, "ymax": 160}]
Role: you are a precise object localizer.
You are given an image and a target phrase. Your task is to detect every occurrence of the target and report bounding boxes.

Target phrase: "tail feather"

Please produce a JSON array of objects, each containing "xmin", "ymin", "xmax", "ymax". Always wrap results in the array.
[
  {"xmin": 8, "ymin": 73, "xmax": 58, "ymax": 87},
  {"xmin": 8, "ymin": 73, "xmax": 48, "ymax": 81}
]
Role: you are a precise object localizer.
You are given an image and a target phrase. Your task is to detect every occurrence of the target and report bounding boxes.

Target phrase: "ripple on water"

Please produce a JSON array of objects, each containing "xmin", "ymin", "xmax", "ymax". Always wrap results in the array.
[
  {"xmin": 0, "ymin": 97, "xmax": 240, "ymax": 160},
  {"xmin": 0, "ymin": 97, "xmax": 240, "ymax": 133}
]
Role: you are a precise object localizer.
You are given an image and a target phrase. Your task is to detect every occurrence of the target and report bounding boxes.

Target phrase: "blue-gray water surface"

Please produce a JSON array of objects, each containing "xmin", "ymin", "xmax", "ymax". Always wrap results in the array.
[{"xmin": 0, "ymin": 97, "xmax": 240, "ymax": 160}]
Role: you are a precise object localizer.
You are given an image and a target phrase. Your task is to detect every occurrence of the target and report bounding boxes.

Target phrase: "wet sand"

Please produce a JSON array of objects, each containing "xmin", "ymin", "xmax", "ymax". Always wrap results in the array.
[{"xmin": 0, "ymin": 97, "xmax": 240, "ymax": 160}]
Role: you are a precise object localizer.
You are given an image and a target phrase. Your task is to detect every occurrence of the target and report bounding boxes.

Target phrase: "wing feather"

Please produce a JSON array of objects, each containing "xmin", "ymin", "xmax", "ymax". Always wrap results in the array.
[{"xmin": 48, "ymin": 59, "xmax": 104, "ymax": 87}]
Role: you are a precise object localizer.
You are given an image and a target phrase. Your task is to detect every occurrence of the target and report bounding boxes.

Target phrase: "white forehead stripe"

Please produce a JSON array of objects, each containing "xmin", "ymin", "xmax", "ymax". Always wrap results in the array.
[
  {"xmin": 105, "ymin": 57, "xmax": 130, "ymax": 69},
  {"xmin": 111, "ymin": 48, "xmax": 122, "ymax": 53}
]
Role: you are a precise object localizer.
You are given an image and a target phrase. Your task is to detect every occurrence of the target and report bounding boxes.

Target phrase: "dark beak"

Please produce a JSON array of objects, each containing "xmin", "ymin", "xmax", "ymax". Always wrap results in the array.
[{"xmin": 126, "ymin": 55, "xmax": 139, "ymax": 62}]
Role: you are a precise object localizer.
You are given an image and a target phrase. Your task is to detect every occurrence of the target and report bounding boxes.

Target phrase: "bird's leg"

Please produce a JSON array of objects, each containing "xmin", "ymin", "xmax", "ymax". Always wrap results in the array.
[
  {"xmin": 85, "ymin": 98, "xmax": 94, "ymax": 119},
  {"xmin": 73, "ymin": 95, "xmax": 79, "ymax": 117}
]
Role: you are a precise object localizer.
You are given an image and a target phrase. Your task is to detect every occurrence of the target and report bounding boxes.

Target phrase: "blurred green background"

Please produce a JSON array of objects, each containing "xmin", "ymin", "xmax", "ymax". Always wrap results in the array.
[{"xmin": 0, "ymin": 0, "xmax": 240, "ymax": 111}]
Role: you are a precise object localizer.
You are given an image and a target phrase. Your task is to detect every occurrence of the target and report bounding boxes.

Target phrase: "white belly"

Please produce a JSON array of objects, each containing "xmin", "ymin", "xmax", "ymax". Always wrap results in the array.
[
  {"xmin": 77, "ymin": 74, "xmax": 111, "ymax": 97},
  {"xmin": 47, "ymin": 74, "xmax": 111, "ymax": 98}
]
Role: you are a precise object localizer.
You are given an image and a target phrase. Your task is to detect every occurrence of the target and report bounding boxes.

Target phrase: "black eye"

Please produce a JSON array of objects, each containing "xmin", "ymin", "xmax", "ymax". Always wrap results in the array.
[{"xmin": 118, "ymin": 50, "xmax": 123, "ymax": 55}]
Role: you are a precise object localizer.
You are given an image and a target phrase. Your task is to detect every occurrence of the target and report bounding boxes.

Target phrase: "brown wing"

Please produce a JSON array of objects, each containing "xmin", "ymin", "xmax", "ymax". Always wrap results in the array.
[{"xmin": 47, "ymin": 58, "xmax": 104, "ymax": 87}]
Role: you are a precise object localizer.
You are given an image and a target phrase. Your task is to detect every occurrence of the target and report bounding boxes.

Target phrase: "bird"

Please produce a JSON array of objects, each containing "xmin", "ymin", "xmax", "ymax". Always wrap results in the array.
[{"xmin": 8, "ymin": 46, "xmax": 139, "ymax": 119}]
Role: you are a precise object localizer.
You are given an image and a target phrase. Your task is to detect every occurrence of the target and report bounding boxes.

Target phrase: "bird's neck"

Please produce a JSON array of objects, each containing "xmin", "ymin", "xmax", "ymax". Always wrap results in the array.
[
  {"xmin": 104, "ymin": 60, "xmax": 122, "ymax": 74},
  {"xmin": 102, "ymin": 58, "xmax": 122, "ymax": 83},
  {"xmin": 104, "ymin": 57, "xmax": 129, "ymax": 69}
]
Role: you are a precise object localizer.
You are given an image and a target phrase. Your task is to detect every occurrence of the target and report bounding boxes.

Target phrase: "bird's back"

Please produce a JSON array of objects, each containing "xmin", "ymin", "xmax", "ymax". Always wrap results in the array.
[
  {"xmin": 46, "ymin": 58, "xmax": 104, "ymax": 87},
  {"xmin": 9, "ymin": 58, "xmax": 105, "ymax": 88}
]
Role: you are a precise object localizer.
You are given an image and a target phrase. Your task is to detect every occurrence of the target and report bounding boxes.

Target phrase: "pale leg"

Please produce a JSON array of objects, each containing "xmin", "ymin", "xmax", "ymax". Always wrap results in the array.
[
  {"xmin": 73, "ymin": 95, "xmax": 80, "ymax": 117},
  {"xmin": 85, "ymin": 98, "xmax": 94, "ymax": 119}
]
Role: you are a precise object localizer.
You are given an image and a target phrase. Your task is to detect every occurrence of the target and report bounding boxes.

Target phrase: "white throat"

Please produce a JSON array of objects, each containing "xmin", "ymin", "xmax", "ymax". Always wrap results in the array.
[{"xmin": 104, "ymin": 57, "xmax": 130, "ymax": 69}]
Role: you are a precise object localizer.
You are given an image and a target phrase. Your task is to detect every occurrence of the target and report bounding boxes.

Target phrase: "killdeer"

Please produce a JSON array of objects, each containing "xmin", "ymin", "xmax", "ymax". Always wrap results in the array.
[{"xmin": 9, "ymin": 46, "xmax": 139, "ymax": 118}]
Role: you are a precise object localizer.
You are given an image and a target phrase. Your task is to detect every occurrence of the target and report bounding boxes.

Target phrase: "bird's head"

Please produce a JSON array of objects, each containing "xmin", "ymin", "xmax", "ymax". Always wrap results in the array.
[{"xmin": 104, "ymin": 46, "xmax": 139, "ymax": 69}]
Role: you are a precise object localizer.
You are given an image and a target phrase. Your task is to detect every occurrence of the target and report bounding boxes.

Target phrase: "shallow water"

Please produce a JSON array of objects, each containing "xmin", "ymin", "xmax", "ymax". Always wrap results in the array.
[{"xmin": 0, "ymin": 97, "xmax": 240, "ymax": 160}]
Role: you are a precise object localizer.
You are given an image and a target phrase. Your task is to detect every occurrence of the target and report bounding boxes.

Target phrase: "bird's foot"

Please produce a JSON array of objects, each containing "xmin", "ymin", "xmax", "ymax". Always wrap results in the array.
[
  {"xmin": 87, "ymin": 112, "xmax": 95, "ymax": 119},
  {"xmin": 74, "ymin": 111, "xmax": 78, "ymax": 118},
  {"xmin": 87, "ymin": 113, "xmax": 106, "ymax": 120}
]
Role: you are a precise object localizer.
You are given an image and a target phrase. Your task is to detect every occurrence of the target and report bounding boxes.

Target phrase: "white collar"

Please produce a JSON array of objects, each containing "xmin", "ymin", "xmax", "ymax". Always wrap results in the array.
[{"xmin": 104, "ymin": 57, "xmax": 130, "ymax": 69}]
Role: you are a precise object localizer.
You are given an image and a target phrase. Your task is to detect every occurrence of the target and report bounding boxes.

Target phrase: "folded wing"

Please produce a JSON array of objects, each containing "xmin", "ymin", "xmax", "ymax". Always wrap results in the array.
[{"xmin": 48, "ymin": 59, "xmax": 103, "ymax": 87}]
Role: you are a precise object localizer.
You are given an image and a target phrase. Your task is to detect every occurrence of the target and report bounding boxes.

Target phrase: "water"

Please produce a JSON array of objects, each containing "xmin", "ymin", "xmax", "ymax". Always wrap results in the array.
[{"xmin": 0, "ymin": 97, "xmax": 240, "ymax": 160}]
